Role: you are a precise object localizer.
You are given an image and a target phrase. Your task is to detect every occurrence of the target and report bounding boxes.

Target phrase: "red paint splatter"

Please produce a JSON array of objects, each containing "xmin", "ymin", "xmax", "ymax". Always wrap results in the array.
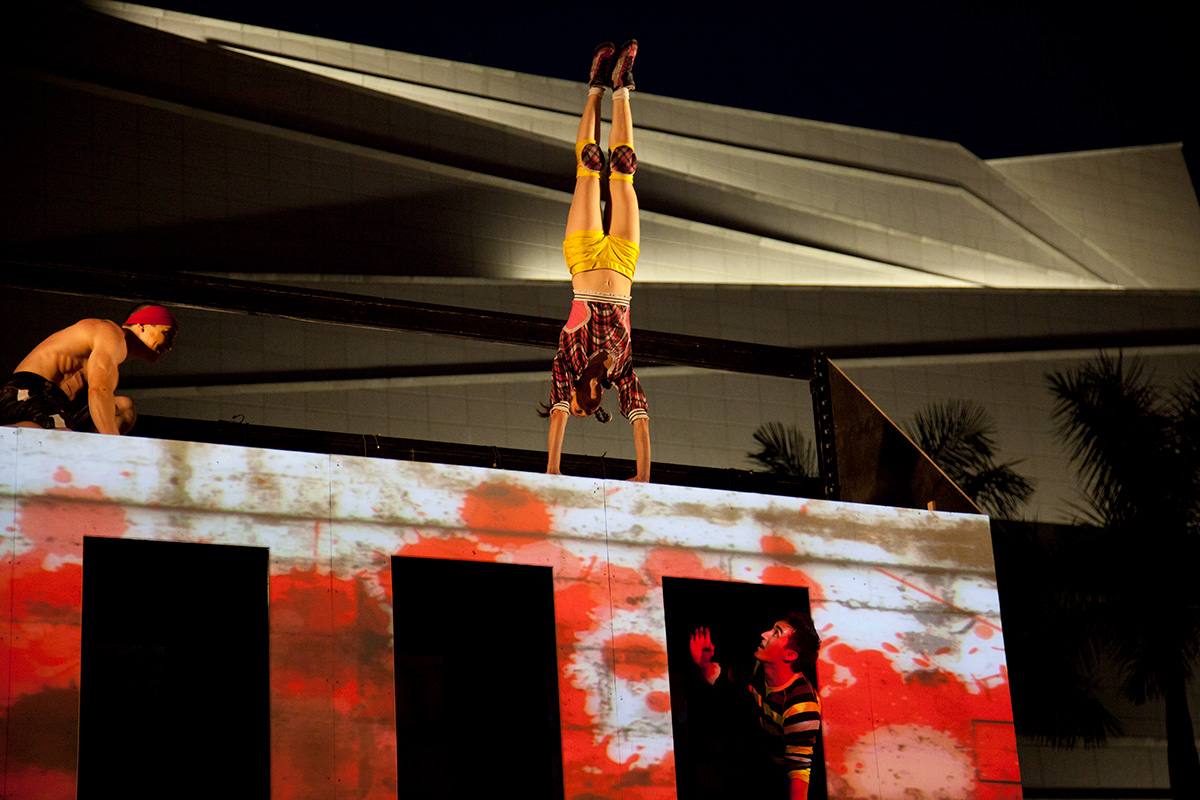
[
  {"xmin": 607, "ymin": 633, "xmax": 669, "ymax": 682},
  {"xmin": 608, "ymin": 564, "xmax": 652, "ymax": 612},
  {"xmin": 881, "ymin": 642, "xmax": 900, "ymax": 654},
  {"xmin": 558, "ymin": 676, "xmax": 622, "ymax": 796},
  {"xmin": 52, "ymin": 467, "xmax": 72, "ymax": 484},
  {"xmin": 553, "ymin": 559, "xmax": 680, "ymax": 800},
  {"xmin": 3, "ymin": 486, "xmax": 124, "ymax": 703},
  {"xmin": 557, "ymin": 674, "xmax": 677, "ymax": 800},
  {"xmin": 2, "ymin": 452, "xmax": 1019, "ymax": 797},
  {"xmin": 459, "ymin": 482, "xmax": 551, "ymax": 545},
  {"xmin": 5, "ymin": 620, "xmax": 82, "ymax": 699},
  {"xmin": 397, "ymin": 534, "xmax": 499, "ymax": 562},
  {"xmin": 821, "ymin": 642, "xmax": 1019, "ymax": 788},
  {"xmin": 268, "ymin": 565, "xmax": 397, "ymax": 799},
  {"xmin": 270, "ymin": 565, "xmax": 336, "ymax": 635},
  {"xmin": 614, "ymin": 760, "xmax": 678, "ymax": 799},
  {"xmin": 645, "ymin": 691, "xmax": 671, "ymax": 712},
  {"xmin": 17, "ymin": 485, "xmax": 126, "ymax": 553},
  {"xmin": 644, "ymin": 548, "xmax": 727, "ymax": 582},
  {"xmin": 759, "ymin": 565, "xmax": 826, "ymax": 602},
  {"xmin": 760, "ymin": 535, "xmax": 795, "ymax": 555},
  {"xmin": 555, "ymin": 581, "xmax": 606, "ymax": 645},
  {"xmin": 976, "ymin": 784, "xmax": 1023, "ymax": 800},
  {"xmin": 9, "ymin": 563, "xmax": 82, "ymax": 625}
]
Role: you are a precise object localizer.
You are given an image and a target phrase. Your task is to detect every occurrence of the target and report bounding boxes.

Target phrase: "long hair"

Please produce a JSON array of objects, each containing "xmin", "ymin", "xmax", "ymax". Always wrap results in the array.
[{"xmin": 538, "ymin": 350, "xmax": 612, "ymax": 423}]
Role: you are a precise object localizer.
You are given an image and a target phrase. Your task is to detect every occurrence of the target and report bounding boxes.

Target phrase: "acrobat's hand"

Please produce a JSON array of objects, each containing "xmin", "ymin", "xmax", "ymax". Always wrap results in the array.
[{"xmin": 690, "ymin": 627, "xmax": 715, "ymax": 667}]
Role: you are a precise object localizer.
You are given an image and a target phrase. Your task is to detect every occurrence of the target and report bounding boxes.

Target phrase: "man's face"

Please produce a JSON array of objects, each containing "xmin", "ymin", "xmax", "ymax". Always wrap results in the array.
[
  {"xmin": 754, "ymin": 620, "xmax": 797, "ymax": 664},
  {"xmin": 134, "ymin": 324, "xmax": 177, "ymax": 358}
]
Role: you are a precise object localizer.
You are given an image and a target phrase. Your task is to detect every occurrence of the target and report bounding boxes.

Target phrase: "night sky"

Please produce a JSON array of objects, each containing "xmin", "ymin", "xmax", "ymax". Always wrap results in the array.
[{"xmin": 142, "ymin": 2, "xmax": 1196, "ymax": 167}]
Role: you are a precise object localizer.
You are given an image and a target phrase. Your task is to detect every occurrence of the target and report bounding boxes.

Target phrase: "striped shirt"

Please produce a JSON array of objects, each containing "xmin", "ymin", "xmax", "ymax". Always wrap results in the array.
[
  {"xmin": 549, "ymin": 291, "xmax": 648, "ymax": 423},
  {"xmin": 747, "ymin": 665, "xmax": 822, "ymax": 780}
]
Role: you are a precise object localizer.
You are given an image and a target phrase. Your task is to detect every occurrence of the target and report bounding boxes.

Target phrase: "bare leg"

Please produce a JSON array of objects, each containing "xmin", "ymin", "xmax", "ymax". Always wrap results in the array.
[
  {"xmin": 607, "ymin": 95, "xmax": 640, "ymax": 245},
  {"xmin": 565, "ymin": 93, "xmax": 604, "ymax": 236}
]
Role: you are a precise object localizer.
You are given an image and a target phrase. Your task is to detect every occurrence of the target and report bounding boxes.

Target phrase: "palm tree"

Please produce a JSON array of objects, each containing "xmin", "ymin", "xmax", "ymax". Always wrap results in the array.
[
  {"xmin": 746, "ymin": 422, "xmax": 817, "ymax": 478},
  {"xmin": 990, "ymin": 517, "xmax": 1122, "ymax": 748},
  {"xmin": 902, "ymin": 399, "xmax": 1034, "ymax": 519},
  {"xmin": 1047, "ymin": 352, "xmax": 1200, "ymax": 794}
]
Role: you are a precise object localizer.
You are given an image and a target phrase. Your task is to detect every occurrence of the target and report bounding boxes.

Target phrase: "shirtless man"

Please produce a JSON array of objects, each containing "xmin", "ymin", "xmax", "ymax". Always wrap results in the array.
[
  {"xmin": 0, "ymin": 304, "xmax": 178, "ymax": 434},
  {"xmin": 538, "ymin": 40, "xmax": 651, "ymax": 482}
]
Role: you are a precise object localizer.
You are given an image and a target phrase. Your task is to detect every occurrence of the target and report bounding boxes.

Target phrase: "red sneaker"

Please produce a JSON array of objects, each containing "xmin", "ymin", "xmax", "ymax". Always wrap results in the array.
[
  {"xmin": 611, "ymin": 39, "xmax": 637, "ymax": 91},
  {"xmin": 589, "ymin": 42, "xmax": 616, "ymax": 88}
]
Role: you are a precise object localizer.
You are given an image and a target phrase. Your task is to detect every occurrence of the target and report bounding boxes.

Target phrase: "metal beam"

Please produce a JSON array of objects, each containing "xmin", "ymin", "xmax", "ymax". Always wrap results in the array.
[{"xmin": 1, "ymin": 261, "xmax": 816, "ymax": 380}]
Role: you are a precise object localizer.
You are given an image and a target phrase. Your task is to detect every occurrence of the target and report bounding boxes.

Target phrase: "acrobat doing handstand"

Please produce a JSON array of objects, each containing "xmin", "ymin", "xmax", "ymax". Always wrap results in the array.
[{"xmin": 540, "ymin": 40, "xmax": 651, "ymax": 482}]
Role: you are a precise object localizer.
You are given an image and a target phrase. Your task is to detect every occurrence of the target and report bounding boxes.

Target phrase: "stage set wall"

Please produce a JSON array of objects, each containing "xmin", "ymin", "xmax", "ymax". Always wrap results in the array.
[{"xmin": 0, "ymin": 427, "xmax": 1018, "ymax": 799}]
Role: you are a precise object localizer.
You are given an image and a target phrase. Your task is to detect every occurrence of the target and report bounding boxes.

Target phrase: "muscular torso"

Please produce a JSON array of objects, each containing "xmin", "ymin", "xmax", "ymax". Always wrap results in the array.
[
  {"xmin": 14, "ymin": 320, "xmax": 128, "ymax": 399},
  {"xmin": 572, "ymin": 267, "xmax": 632, "ymax": 296}
]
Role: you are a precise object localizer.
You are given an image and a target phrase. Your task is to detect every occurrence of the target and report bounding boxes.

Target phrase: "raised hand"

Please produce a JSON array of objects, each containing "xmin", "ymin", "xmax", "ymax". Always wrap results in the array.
[
  {"xmin": 690, "ymin": 627, "xmax": 721, "ymax": 684},
  {"xmin": 690, "ymin": 627, "xmax": 715, "ymax": 666}
]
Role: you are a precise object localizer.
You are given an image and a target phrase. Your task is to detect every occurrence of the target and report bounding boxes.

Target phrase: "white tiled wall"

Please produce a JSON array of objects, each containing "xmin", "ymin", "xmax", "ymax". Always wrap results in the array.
[
  {"xmin": 80, "ymin": 1, "xmax": 1199, "ymax": 291},
  {"xmin": 992, "ymin": 145, "xmax": 1200, "ymax": 289}
]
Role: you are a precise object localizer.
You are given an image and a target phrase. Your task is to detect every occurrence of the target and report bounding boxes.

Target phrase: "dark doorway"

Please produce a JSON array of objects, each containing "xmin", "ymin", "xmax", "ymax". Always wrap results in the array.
[
  {"xmin": 391, "ymin": 556, "xmax": 564, "ymax": 800},
  {"xmin": 79, "ymin": 537, "xmax": 269, "ymax": 799},
  {"xmin": 662, "ymin": 577, "xmax": 827, "ymax": 800}
]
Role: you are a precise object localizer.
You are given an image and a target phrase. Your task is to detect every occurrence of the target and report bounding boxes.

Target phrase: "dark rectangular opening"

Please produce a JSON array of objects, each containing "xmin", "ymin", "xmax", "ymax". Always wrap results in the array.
[
  {"xmin": 662, "ymin": 577, "xmax": 826, "ymax": 800},
  {"xmin": 391, "ymin": 556, "xmax": 564, "ymax": 800},
  {"xmin": 79, "ymin": 537, "xmax": 269, "ymax": 798}
]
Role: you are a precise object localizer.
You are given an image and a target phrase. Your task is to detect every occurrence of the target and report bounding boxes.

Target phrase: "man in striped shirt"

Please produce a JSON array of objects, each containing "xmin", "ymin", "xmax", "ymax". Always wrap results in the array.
[{"xmin": 691, "ymin": 614, "xmax": 822, "ymax": 799}]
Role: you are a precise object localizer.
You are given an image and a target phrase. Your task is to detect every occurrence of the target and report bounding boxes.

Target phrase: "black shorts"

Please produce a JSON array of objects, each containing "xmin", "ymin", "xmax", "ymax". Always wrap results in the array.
[{"xmin": 0, "ymin": 372, "xmax": 92, "ymax": 431}]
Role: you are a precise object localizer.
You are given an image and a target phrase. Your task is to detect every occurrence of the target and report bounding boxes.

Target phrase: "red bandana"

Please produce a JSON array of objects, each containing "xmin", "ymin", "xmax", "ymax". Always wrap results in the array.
[{"xmin": 124, "ymin": 306, "xmax": 178, "ymax": 328}]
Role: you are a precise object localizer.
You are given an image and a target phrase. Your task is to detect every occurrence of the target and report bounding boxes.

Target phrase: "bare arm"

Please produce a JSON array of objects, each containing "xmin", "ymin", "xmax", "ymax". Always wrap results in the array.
[
  {"xmin": 84, "ymin": 325, "xmax": 126, "ymax": 435},
  {"xmin": 629, "ymin": 416, "xmax": 650, "ymax": 482},
  {"xmin": 546, "ymin": 407, "xmax": 569, "ymax": 475}
]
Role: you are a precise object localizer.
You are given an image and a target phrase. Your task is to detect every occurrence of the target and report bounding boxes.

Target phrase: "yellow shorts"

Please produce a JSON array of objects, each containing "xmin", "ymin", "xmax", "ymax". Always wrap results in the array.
[{"xmin": 564, "ymin": 230, "xmax": 639, "ymax": 281}]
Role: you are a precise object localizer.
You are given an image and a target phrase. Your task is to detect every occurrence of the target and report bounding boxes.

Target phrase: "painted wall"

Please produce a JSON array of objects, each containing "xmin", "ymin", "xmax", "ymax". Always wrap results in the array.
[{"xmin": 1, "ymin": 428, "xmax": 1018, "ymax": 798}]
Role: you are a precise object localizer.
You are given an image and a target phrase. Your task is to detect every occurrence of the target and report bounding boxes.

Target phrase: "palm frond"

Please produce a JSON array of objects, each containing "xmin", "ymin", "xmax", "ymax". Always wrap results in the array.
[
  {"xmin": 903, "ymin": 400, "xmax": 1033, "ymax": 518},
  {"xmin": 1046, "ymin": 352, "xmax": 1170, "ymax": 528},
  {"xmin": 746, "ymin": 422, "xmax": 816, "ymax": 478},
  {"xmin": 1046, "ymin": 353, "xmax": 1200, "ymax": 710},
  {"xmin": 966, "ymin": 462, "xmax": 1036, "ymax": 520}
]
